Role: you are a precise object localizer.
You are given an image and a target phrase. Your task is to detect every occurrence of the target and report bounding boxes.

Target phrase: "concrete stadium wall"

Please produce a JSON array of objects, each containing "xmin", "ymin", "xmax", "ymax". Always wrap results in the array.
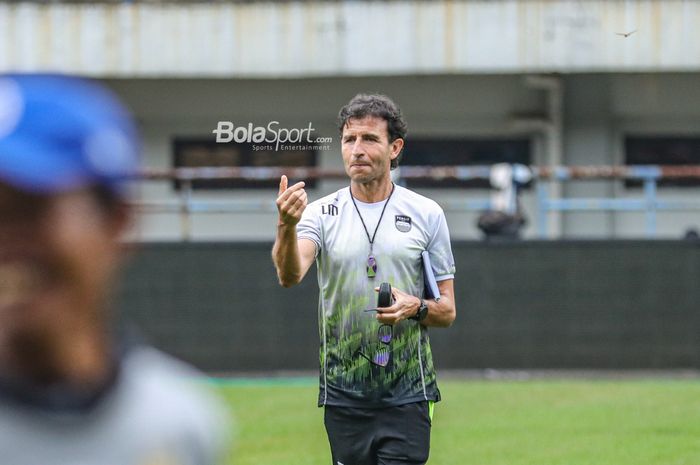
[
  {"xmin": 116, "ymin": 241, "xmax": 700, "ymax": 372},
  {"xmin": 2, "ymin": 1, "xmax": 699, "ymax": 76},
  {"xmin": 104, "ymin": 73, "xmax": 700, "ymax": 241}
]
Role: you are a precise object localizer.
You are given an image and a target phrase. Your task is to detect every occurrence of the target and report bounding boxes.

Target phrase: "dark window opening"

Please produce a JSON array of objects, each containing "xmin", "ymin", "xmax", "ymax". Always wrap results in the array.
[
  {"xmin": 401, "ymin": 138, "xmax": 531, "ymax": 188},
  {"xmin": 173, "ymin": 138, "xmax": 317, "ymax": 190},
  {"xmin": 625, "ymin": 136, "xmax": 700, "ymax": 188}
]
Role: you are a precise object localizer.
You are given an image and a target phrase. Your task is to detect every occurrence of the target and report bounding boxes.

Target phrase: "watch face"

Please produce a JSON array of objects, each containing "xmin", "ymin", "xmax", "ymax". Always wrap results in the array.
[{"xmin": 418, "ymin": 301, "xmax": 428, "ymax": 320}]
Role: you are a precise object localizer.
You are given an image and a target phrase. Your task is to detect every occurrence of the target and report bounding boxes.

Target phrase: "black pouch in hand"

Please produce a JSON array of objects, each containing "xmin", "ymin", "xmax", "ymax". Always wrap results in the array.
[{"xmin": 378, "ymin": 282, "xmax": 394, "ymax": 308}]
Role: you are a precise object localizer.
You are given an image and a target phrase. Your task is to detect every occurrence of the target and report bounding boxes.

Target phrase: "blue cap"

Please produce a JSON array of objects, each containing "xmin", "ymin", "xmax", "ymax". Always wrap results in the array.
[{"xmin": 0, "ymin": 74, "xmax": 139, "ymax": 196}]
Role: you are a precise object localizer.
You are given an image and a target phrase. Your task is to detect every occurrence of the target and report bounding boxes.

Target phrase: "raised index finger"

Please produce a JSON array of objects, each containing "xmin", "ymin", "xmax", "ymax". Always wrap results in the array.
[{"xmin": 278, "ymin": 175, "xmax": 288, "ymax": 196}]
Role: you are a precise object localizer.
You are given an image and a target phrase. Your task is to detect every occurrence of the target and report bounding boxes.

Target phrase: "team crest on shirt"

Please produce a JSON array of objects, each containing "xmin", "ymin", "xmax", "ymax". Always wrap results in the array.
[{"xmin": 395, "ymin": 215, "xmax": 412, "ymax": 232}]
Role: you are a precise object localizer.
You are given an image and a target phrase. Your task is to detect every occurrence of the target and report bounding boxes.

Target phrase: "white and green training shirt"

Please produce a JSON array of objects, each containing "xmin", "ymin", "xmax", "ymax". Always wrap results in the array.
[{"xmin": 297, "ymin": 184, "xmax": 456, "ymax": 408}]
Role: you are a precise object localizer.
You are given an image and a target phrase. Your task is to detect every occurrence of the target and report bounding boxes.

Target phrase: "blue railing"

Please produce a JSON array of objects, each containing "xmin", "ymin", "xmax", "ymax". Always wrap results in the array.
[
  {"xmin": 531, "ymin": 165, "xmax": 700, "ymax": 237},
  {"xmin": 138, "ymin": 165, "xmax": 700, "ymax": 240}
]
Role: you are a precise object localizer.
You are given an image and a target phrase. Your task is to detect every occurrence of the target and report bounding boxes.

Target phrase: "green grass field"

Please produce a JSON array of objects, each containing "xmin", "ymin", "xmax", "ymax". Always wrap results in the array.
[{"xmin": 216, "ymin": 378, "xmax": 700, "ymax": 465}]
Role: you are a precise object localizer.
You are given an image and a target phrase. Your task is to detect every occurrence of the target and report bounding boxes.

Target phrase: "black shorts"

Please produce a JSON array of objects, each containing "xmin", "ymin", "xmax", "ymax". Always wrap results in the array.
[{"xmin": 324, "ymin": 401, "xmax": 432, "ymax": 465}]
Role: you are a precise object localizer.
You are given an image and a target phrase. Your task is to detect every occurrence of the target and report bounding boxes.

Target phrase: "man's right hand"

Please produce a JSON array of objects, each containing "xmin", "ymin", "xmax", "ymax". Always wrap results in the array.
[{"xmin": 276, "ymin": 175, "xmax": 307, "ymax": 226}]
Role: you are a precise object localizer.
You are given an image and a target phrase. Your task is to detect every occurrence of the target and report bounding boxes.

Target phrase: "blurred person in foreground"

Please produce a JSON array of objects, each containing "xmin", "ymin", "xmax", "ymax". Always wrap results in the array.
[
  {"xmin": 272, "ymin": 94, "xmax": 456, "ymax": 465},
  {"xmin": 0, "ymin": 74, "xmax": 229, "ymax": 465}
]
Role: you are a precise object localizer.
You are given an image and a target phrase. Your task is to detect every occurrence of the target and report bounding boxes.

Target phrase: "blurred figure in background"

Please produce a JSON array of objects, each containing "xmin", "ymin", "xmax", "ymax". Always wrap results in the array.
[
  {"xmin": 0, "ymin": 74, "xmax": 229, "ymax": 465},
  {"xmin": 683, "ymin": 227, "xmax": 700, "ymax": 241},
  {"xmin": 477, "ymin": 162, "xmax": 532, "ymax": 239}
]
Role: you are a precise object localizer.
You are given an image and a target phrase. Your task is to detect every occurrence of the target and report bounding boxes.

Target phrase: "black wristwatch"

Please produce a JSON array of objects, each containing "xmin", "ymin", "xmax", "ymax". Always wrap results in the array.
[{"xmin": 410, "ymin": 299, "xmax": 428, "ymax": 322}]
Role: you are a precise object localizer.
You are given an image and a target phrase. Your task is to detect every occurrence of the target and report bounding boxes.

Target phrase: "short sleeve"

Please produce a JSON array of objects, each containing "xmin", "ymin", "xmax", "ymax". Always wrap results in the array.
[
  {"xmin": 426, "ymin": 208, "xmax": 456, "ymax": 280},
  {"xmin": 296, "ymin": 204, "xmax": 321, "ymax": 257}
]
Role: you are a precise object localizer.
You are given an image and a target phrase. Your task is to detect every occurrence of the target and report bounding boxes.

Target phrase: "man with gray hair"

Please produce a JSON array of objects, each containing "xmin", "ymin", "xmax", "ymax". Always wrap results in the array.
[
  {"xmin": 0, "ymin": 74, "xmax": 229, "ymax": 465},
  {"xmin": 273, "ymin": 93, "xmax": 456, "ymax": 465}
]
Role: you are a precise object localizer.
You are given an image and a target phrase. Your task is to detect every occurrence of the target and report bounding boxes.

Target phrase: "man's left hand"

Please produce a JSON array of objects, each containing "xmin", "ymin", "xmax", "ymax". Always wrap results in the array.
[{"xmin": 374, "ymin": 286, "xmax": 420, "ymax": 325}]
